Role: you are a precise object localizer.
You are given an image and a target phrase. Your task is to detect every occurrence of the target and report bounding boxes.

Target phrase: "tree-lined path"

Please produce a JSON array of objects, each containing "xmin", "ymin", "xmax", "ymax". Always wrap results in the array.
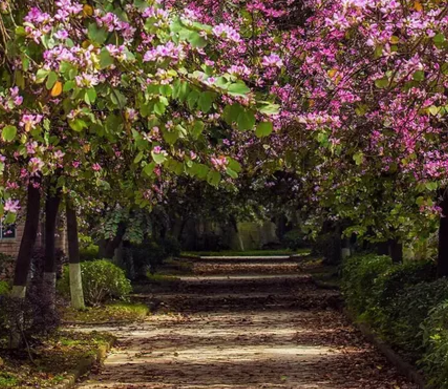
[{"xmin": 75, "ymin": 257, "xmax": 416, "ymax": 389}]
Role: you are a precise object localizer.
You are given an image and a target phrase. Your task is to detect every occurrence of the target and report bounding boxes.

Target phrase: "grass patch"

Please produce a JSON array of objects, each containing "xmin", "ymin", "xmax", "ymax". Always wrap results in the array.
[
  {"xmin": 146, "ymin": 273, "xmax": 180, "ymax": 284},
  {"xmin": 157, "ymin": 258, "xmax": 194, "ymax": 275},
  {"xmin": 0, "ymin": 331, "xmax": 114, "ymax": 388},
  {"xmin": 183, "ymin": 249, "xmax": 310, "ymax": 257},
  {"xmin": 301, "ymin": 258, "xmax": 341, "ymax": 288},
  {"xmin": 62, "ymin": 302, "xmax": 149, "ymax": 324}
]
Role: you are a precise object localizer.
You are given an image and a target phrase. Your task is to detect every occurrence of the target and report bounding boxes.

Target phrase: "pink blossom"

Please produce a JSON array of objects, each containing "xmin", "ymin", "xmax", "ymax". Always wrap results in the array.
[{"xmin": 4, "ymin": 199, "xmax": 20, "ymax": 213}]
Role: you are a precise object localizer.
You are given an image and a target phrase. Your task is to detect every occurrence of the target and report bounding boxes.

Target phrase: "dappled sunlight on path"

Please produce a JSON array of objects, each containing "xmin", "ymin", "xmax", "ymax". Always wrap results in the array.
[{"xmin": 75, "ymin": 258, "xmax": 417, "ymax": 389}]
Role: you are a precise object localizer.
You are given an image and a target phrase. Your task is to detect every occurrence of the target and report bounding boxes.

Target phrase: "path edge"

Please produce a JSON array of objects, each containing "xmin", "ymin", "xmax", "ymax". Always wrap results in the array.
[
  {"xmin": 344, "ymin": 308, "xmax": 426, "ymax": 388},
  {"xmin": 49, "ymin": 337, "xmax": 116, "ymax": 389}
]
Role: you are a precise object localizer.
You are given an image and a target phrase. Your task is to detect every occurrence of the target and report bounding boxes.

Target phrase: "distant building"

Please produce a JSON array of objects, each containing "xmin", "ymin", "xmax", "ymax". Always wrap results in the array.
[{"xmin": 0, "ymin": 216, "xmax": 67, "ymax": 257}]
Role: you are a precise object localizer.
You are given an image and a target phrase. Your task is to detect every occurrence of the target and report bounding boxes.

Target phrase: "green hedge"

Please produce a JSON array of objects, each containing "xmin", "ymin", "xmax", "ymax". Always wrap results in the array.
[
  {"xmin": 341, "ymin": 254, "xmax": 448, "ymax": 388},
  {"xmin": 59, "ymin": 260, "xmax": 132, "ymax": 306}
]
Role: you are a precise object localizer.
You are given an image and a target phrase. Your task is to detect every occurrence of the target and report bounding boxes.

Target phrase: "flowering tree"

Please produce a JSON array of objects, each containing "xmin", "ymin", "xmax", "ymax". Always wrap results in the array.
[{"xmin": 0, "ymin": 0, "xmax": 281, "ymax": 332}]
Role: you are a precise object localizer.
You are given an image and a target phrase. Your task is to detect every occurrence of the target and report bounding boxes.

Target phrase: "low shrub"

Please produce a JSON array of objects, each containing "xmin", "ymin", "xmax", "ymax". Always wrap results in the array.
[
  {"xmin": 79, "ymin": 244, "xmax": 99, "ymax": 262},
  {"xmin": 341, "ymin": 253, "xmax": 448, "ymax": 386},
  {"xmin": 161, "ymin": 235, "xmax": 181, "ymax": 258},
  {"xmin": 129, "ymin": 241, "xmax": 166, "ymax": 277},
  {"xmin": 373, "ymin": 260, "xmax": 437, "ymax": 308},
  {"xmin": 282, "ymin": 229, "xmax": 307, "ymax": 250},
  {"xmin": 341, "ymin": 254, "xmax": 392, "ymax": 315},
  {"xmin": 0, "ymin": 280, "xmax": 10, "ymax": 296},
  {"xmin": 0, "ymin": 282, "xmax": 61, "ymax": 341},
  {"xmin": 59, "ymin": 260, "xmax": 132, "ymax": 306},
  {"xmin": 386, "ymin": 279, "xmax": 448, "ymax": 358},
  {"xmin": 313, "ymin": 232, "xmax": 342, "ymax": 264},
  {"xmin": 421, "ymin": 301, "xmax": 448, "ymax": 388},
  {"xmin": 366, "ymin": 260, "xmax": 437, "ymax": 332}
]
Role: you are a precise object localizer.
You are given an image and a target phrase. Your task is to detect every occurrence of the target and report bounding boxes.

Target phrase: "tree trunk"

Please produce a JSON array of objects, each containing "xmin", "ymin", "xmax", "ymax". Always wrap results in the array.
[
  {"xmin": 10, "ymin": 178, "xmax": 42, "ymax": 349},
  {"xmin": 43, "ymin": 188, "xmax": 61, "ymax": 307},
  {"xmin": 103, "ymin": 222, "xmax": 127, "ymax": 259},
  {"xmin": 341, "ymin": 237, "xmax": 351, "ymax": 259},
  {"xmin": 389, "ymin": 239, "xmax": 403, "ymax": 263},
  {"xmin": 438, "ymin": 191, "xmax": 448, "ymax": 277},
  {"xmin": 66, "ymin": 201, "xmax": 85, "ymax": 310},
  {"xmin": 377, "ymin": 241, "xmax": 389, "ymax": 256}
]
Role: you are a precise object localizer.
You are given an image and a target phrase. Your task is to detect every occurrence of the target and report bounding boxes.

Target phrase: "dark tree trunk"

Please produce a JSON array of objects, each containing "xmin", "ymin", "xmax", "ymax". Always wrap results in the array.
[
  {"xmin": 10, "ymin": 178, "xmax": 42, "ymax": 349},
  {"xmin": 12, "ymin": 178, "xmax": 42, "ymax": 289},
  {"xmin": 43, "ymin": 189, "xmax": 61, "ymax": 275},
  {"xmin": 377, "ymin": 241, "xmax": 389, "ymax": 256},
  {"xmin": 438, "ymin": 191, "xmax": 448, "ymax": 277},
  {"xmin": 103, "ymin": 222, "xmax": 127, "ymax": 259},
  {"xmin": 389, "ymin": 239, "xmax": 403, "ymax": 263},
  {"xmin": 43, "ymin": 186, "xmax": 61, "ymax": 308}
]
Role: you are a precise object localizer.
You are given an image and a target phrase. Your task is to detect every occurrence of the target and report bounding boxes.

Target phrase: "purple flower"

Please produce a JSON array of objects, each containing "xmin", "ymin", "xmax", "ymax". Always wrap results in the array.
[{"xmin": 262, "ymin": 54, "xmax": 283, "ymax": 68}]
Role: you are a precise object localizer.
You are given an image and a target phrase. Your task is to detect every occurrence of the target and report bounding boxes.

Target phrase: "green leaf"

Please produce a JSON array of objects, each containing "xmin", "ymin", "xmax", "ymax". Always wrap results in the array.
[
  {"xmin": 226, "ymin": 167, "xmax": 238, "ymax": 179},
  {"xmin": 163, "ymin": 128, "xmax": 179, "ymax": 145},
  {"xmin": 198, "ymin": 92, "xmax": 214, "ymax": 113},
  {"xmin": 237, "ymin": 109, "xmax": 256, "ymax": 131},
  {"xmin": 413, "ymin": 71, "xmax": 425, "ymax": 82},
  {"xmin": 191, "ymin": 163, "xmax": 210, "ymax": 179},
  {"xmin": 154, "ymin": 101, "xmax": 167, "ymax": 116},
  {"xmin": 255, "ymin": 122, "xmax": 273, "ymax": 138},
  {"xmin": 63, "ymin": 80, "xmax": 76, "ymax": 92},
  {"xmin": 375, "ymin": 77, "xmax": 389, "ymax": 88},
  {"xmin": 188, "ymin": 31, "xmax": 207, "ymax": 48},
  {"xmin": 258, "ymin": 103, "xmax": 280, "ymax": 115},
  {"xmin": 434, "ymin": 33, "xmax": 445, "ymax": 44},
  {"xmin": 227, "ymin": 158, "xmax": 242, "ymax": 173},
  {"xmin": 191, "ymin": 121, "xmax": 205, "ymax": 139},
  {"xmin": 228, "ymin": 82, "xmax": 251, "ymax": 96},
  {"xmin": 223, "ymin": 104, "xmax": 244, "ymax": 125},
  {"xmin": 88, "ymin": 23, "xmax": 108, "ymax": 44},
  {"xmin": 187, "ymin": 90, "xmax": 200, "ymax": 110},
  {"xmin": 425, "ymin": 182, "xmax": 438, "ymax": 191},
  {"xmin": 428, "ymin": 105, "xmax": 440, "ymax": 116},
  {"xmin": 353, "ymin": 151, "xmax": 364, "ymax": 165},
  {"xmin": 46, "ymin": 71, "xmax": 58, "ymax": 90},
  {"xmin": 4, "ymin": 212, "xmax": 17, "ymax": 224},
  {"xmin": 99, "ymin": 49, "xmax": 114, "ymax": 69},
  {"xmin": 85, "ymin": 88, "xmax": 97, "ymax": 105},
  {"xmin": 134, "ymin": 151, "xmax": 144, "ymax": 164},
  {"xmin": 152, "ymin": 151, "xmax": 167, "ymax": 164},
  {"xmin": 36, "ymin": 68, "xmax": 50, "ymax": 84},
  {"xmin": 207, "ymin": 170, "xmax": 221, "ymax": 187},
  {"xmin": 69, "ymin": 119, "xmax": 88, "ymax": 132},
  {"xmin": 2, "ymin": 125, "xmax": 17, "ymax": 142}
]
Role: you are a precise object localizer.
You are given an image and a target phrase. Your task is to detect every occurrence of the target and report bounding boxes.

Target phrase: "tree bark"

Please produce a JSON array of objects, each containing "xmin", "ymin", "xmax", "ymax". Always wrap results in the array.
[
  {"xmin": 66, "ymin": 201, "xmax": 85, "ymax": 310},
  {"xmin": 12, "ymin": 178, "xmax": 42, "ymax": 291},
  {"xmin": 43, "ymin": 187, "xmax": 61, "ymax": 306},
  {"xmin": 341, "ymin": 237, "xmax": 351, "ymax": 259},
  {"xmin": 388, "ymin": 239, "xmax": 403, "ymax": 263},
  {"xmin": 377, "ymin": 241, "xmax": 389, "ymax": 256},
  {"xmin": 103, "ymin": 222, "xmax": 127, "ymax": 259},
  {"xmin": 10, "ymin": 177, "xmax": 42, "ymax": 349},
  {"xmin": 438, "ymin": 190, "xmax": 448, "ymax": 277}
]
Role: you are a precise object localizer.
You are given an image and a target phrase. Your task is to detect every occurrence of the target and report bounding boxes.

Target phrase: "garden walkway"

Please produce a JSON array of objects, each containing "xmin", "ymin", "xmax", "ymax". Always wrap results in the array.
[{"xmin": 75, "ymin": 256, "xmax": 417, "ymax": 389}]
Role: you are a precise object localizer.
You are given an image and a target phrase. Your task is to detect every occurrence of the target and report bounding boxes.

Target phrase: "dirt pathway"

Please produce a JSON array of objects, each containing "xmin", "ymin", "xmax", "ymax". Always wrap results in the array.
[{"xmin": 76, "ymin": 257, "xmax": 417, "ymax": 389}]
